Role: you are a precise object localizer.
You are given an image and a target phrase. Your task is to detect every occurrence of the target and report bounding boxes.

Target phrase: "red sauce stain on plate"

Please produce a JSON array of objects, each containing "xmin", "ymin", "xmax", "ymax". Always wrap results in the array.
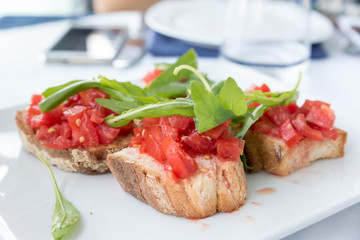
[
  {"xmin": 240, "ymin": 215, "xmax": 255, "ymax": 222},
  {"xmin": 276, "ymin": 176, "xmax": 300, "ymax": 184},
  {"xmin": 251, "ymin": 201, "xmax": 264, "ymax": 206},
  {"xmin": 201, "ymin": 223, "xmax": 210, "ymax": 231},
  {"xmin": 256, "ymin": 187, "xmax": 276, "ymax": 195},
  {"xmin": 190, "ymin": 219, "xmax": 198, "ymax": 223}
]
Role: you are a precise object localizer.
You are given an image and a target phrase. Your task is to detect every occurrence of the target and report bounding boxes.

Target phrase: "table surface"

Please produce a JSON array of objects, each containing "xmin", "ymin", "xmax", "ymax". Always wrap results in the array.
[{"xmin": 0, "ymin": 12, "xmax": 359, "ymax": 240}]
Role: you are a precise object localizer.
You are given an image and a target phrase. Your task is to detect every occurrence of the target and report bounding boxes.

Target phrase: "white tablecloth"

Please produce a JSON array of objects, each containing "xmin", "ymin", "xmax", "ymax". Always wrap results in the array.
[{"xmin": 0, "ymin": 12, "xmax": 359, "ymax": 240}]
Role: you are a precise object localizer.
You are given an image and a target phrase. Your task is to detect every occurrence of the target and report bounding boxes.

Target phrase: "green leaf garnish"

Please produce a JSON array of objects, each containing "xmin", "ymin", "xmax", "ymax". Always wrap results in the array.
[
  {"xmin": 236, "ymin": 104, "xmax": 268, "ymax": 139},
  {"xmin": 190, "ymin": 81, "xmax": 235, "ymax": 133},
  {"xmin": 218, "ymin": 77, "xmax": 247, "ymax": 115},
  {"xmin": 37, "ymin": 154, "xmax": 80, "ymax": 240},
  {"xmin": 148, "ymin": 49, "xmax": 197, "ymax": 90}
]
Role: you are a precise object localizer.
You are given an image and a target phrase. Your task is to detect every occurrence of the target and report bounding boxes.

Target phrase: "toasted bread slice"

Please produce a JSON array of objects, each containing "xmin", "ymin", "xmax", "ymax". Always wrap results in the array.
[
  {"xmin": 244, "ymin": 128, "xmax": 347, "ymax": 175},
  {"xmin": 16, "ymin": 110, "xmax": 132, "ymax": 174},
  {"xmin": 107, "ymin": 147, "xmax": 247, "ymax": 219}
]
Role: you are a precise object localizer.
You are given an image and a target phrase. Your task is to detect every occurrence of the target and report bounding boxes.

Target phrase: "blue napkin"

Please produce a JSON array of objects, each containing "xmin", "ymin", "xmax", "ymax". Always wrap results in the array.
[
  {"xmin": 147, "ymin": 30, "xmax": 327, "ymax": 59},
  {"xmin": 0, "ymin": 16, "xmax": 78, "ymax": 29}
]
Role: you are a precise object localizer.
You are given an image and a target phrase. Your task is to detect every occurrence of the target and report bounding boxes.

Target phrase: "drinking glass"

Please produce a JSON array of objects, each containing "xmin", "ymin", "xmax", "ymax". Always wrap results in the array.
[{"xmin": 221, "ymin": 0, "xmax": 311, "ymax": 69}]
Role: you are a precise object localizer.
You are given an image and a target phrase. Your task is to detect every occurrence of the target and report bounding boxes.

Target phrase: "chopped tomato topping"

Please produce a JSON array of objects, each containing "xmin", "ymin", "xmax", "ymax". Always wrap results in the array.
[
  {"xmin": 130, "ymin": 116, "xmax": 243, "ymax": 179},
  {"xmin": 291, "ymin": 114, "xmax": 323, "ymax": 141},
  {"xmin": 142, "ymin": 68, "xmax": 164, "ymax": 86},
  {"xmin": 162, "ymin": 136, "xmax": 197, "ymax": 179},
  {"xmin": 253, "ymin": 99, "xmax": 337, "ymax": 148},
  {"xmin": 279, "ymin": 119, "xmax": 302, "ymax": 148},
  {"xmin": 26, "ymin": 89, "xmax": 131, "ymax": 150},
  {"xmin": 246, "ymin": 83, "xmax": 271, "ymax": 93}
]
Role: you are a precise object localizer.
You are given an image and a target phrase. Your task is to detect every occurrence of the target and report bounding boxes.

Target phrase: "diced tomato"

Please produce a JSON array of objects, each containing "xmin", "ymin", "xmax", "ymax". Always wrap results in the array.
[
  {"xmin": 140, "ymin": 117, "xmax": 160, "ymax": 127},
  {"xmin": 79, "ymin": 88, "xmax": 108, "ymax": 108},
  {"xmin": 79, "ymin": 113, "xmax": 99, "ymax": 147},
  {"xmin": 129, "ymin": 136, "xmax": 143, "ymax": 147},
  {"xmin": 253, "ymin": 118, "xmax": 276, "ymax": 135},
  {"xmin": 247, "ymin": 83, "xmax": 271, "ymax": 93},
  {"xmin": 306, "ymin": 105, "xmax": 335, "ymax": 129},
  {"xmin": 29, "ymin": 110, "xmax": 62, "ymax": 129},
  {"xmin": 308, "ymin": 123, "xmax": 338, "ymax": 140},
  {"xmin": 291, "ymin": 114, "xmax": 323, "ymax": 141},
  {"xmin": 168, "ymin": 115, "xmax": 192, "ymax": 131},
  {"xmin": 219, "ymin": 129, "xmax": 237, "ymax": 140},
  {"xmin": 142, "ymin": 68, "xmax": 164, "ymax": 86},
  {"xmin": 133, "ymin": 127, "xmax": 146, "ymax": 137},
  {"xmin": 89, "ymin": 109, "xmax": 105, "ymax": 124},
  {"xmin": 162, "ymin": 136, "xmax": 197, "ymax": 179},
  {"xmin": 64, "ymin": 94, "xmax": 81, "ymax": 107},
  {"xmin": 42, "ymin": 135, "xmax": 73, "ymax": 149},
  {"xmin": 27, "ymin": 105, "xmax": 42, "ymax": 124},
  {"xmin": 161, "ymin": 125, "xmax": 180, "ymax": 141},
  {"xmin": 96, "ymin": 124, "xmax": 120, "ymax": 144},
  {"xmin": 266, "ymin": 106, "xmax": 291, "ymax": 125},
  {"xmin": 216, "ymin": 139, "xmax": 242, "ymax": 161},
  {"xmin": 279, "ymin": 119, "xmax": 302, "ymax": 147},
  {"xmin": 183, "ymin": 131, "xmax": 214, "ymax": 154},
  {"xmin": 203, "ymin": 120, "xmax": 232, "ymax": 139},
  {"xmin": 284, "ymin": 102, "xmax": 298, "ymax": 114},
  {"xmin": 143, "ymin": 126, "xmax": 166, "ymax": 163},
  {"xmin": 31, "ymin": 94, "xmax": 43, "ymax": 105},
  {"xmin": 36, "ymin": 126, "xmax": 58, "ymax": 141}
]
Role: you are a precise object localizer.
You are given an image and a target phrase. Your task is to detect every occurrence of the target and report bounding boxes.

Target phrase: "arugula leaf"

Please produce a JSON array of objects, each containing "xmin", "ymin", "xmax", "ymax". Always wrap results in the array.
[
  {"xmin": 96, "ymin": 98, "xmax": 143, "ymax": 114},
  {"xmin": 190, "ymin": 81, "xmax": 235, "ymax": 133},
  {"xmin": 148, "ymin": 49, "xmax": 197, "ymax": 90},
  {"xmin": 105, "ymin": 98, "xmax": 195, "ymax": 127},
  {"xmin": 236, "ymin": 104, "xmax": 268, "ymax": 139},
  {"xmin": 42, "ymin": 80, "xmax": 82, "ymax": 98},
  {"xmin": 218, "ymin": 77, "xmax": 247, "ymax": 115},
  {"xmin": 151, "ymin": 81, "xmax": 191, "ymax": 98},
  {"xmin": 37, "ymin": 154, "xmax": 80, "ymax": 240},
  {"xmin": 210, "ymin": 81, "xmax": 225, "ymax": 95},
  {"xmin": 154, "ymin": 63, "xmax": 171, "ymax": 70}
]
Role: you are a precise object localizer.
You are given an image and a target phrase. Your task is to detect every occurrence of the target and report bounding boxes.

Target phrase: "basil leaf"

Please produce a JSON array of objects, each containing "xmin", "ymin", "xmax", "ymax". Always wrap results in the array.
[
  {"xmin": 37, "ymin": 155, "xmax": 80, "ymax": 240},
  {"xmin": 105, "ymin": 98, "xmax": 195, "ymax": 127},
  {"xmin": 148, "ymin": 49, "xmax": 197, "ymax": 90},
  {"xmin": 236, "ymin": 104, "xmax": 268, "ymax": 139},
  {"xmin": 42, "ymin": 80, "xmax": 82, "ymax": 98},
  {"xmin": 218, "ymin": 77, "xmax": 247, "ymax": 115},
  {"xmin": 190, "ymin": 81, "xmax": 234, "ymax": 133},
  {"xmin": 96, "ymin": 98, "xmax": 143, "ymax": 114}
]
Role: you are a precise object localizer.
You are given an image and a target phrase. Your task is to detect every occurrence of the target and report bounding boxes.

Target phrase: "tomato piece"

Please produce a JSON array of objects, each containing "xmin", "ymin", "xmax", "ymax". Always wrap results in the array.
[
  {"xmin": 79, "ymin": 88, "xmax": 108, "ymax": 108},
  {"xmin": 143, "ymin": 126, "xmax": 166, "ymax": 163},
  {"xmin": 247, "ymin": 83, "xmax": 271, "ymax": 93},
  {"xmin": 27, "ymin": 105, "xmax": 42, "ymax": 125},
  {"xmin": 140, "ymin": 118, "xmax": 160, "ymax": 127},
  {"xmin": 36, "ymin": 126, "xmax": 59, "ymax": 141},
  {"xmin": 142, "ymin": 68, "xmax": 163, "ymax": 86},
  {"xmin": 42, "ymin": 135, "xmax": 73, "ymax": 149},
  {"xmin": 203, "ymin": 120, "xmax": 232, "ymax": 139},
  {"xmin": 96, "ymin": 124, "xmax": 120, "ymax": 144},
  {"xmin": 308, "ymin": 123, "xmax": 338, "ymax": 140},
  {"xmin": 253, "ymin": 118, "xmax": 276, "ymax": 134},
  {"xmin": 89, "ymin": 109, "xmax": 105, "ymax": 124},
  {"xmin": 133, "ymin": 127, "xmax": 146, "ymax": 137},
  {"xmin": 168, "ymin": 115, "xmax": 192, "ymax": 131},
  {"xmin": 64, "ymin": 94, "xmax": 81, "ymax": 107},
  {"xmin": 80, "ymin": 113, "xmax": 99, "ymax": 147},
  {"xmin": 266, "ymin": 106, "xmax": 291, "ymax": 126},
  {"xmin": 183, "ymin": 131, "xmax": 215, "ymax": 154},
  {"xmin": 216, "ymin": 139, "xmax": 242, "ymax": 161},
  {"xmin": 291, "ymin": 114, "xmax": 323, "ymax": 141},
  {"xmin": 162, "ymin": 136, "xmax": 197, "ymax": 179},
  {"xmin": 29, "ymin": 110, "xmax": 62, "ymax": 129},
  {"xmin": 306, "ymin": 105, "xmax": 335, "ymax": 129},
  {"xmin": 284, "ymin": 102, "xmax": 298, "ymax": 114},
  {"xmin": 129, "ymin": 136, "xmax": 144, "ymax": 147},
  {"xmin": 161, "ymin": 125, "xmax": 180, "ymax": 141},
  {"xmin": 31, "ymin": 94, "xmax": 43, "ymax": 105},
  {"xmin": 279, "ymin": 119, "xmax": 302, "ymax": 147},
  {"xmin": 219, "ymin": 129, "xmax": 237, "ymax": 140}
]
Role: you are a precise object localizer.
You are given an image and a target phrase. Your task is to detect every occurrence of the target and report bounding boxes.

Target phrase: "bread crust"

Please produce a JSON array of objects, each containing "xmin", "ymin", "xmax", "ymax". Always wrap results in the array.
[
  {"xmin": 244, "ymin": 128, "xmax": 347, "ymax": 175},
  {"xmin": 15, "ymin": 110, "xmax": 131, "ymax": 174},
  {"xmin": 107, "ymin": 148, "xmax": 247, "ymax": 219}
]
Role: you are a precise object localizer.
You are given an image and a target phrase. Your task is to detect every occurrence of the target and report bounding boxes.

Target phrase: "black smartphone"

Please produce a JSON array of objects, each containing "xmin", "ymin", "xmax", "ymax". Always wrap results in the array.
[{"xmin": 44, "ymin": 26, "xmax": 128, "ymax": 64}]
